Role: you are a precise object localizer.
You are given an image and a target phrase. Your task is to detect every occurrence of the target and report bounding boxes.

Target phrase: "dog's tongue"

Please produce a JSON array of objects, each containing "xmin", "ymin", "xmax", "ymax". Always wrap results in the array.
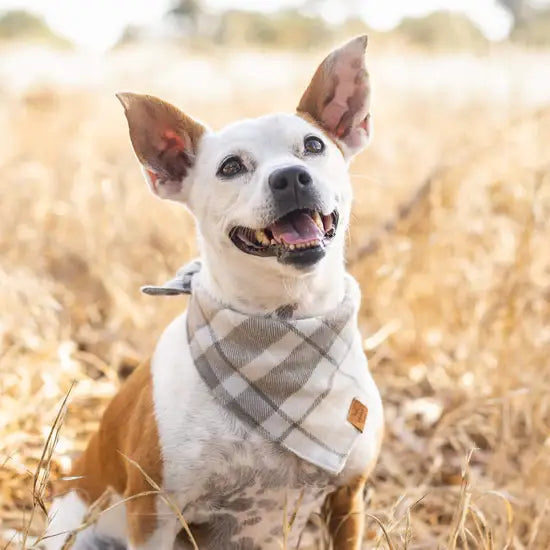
[{"xmin": 269, "ymin": 212, "xmax": 323, "ymax": 245}]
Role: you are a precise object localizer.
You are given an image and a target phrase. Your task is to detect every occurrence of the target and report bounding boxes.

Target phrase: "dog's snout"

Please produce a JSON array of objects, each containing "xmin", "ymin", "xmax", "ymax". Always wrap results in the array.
[
  {"xmin": 269, "ymin": 166, "xmax": 312, "ymax": 192},
  {"xmin": 268, "ymin": 166, "xmax": 318, "ymax": 213}
]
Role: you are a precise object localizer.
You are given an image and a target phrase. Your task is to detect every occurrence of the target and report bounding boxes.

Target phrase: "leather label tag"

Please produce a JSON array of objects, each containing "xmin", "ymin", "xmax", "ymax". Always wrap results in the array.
[{"xmin": 347, "ymin": 398, "xmax": 368, "ymax": 432}]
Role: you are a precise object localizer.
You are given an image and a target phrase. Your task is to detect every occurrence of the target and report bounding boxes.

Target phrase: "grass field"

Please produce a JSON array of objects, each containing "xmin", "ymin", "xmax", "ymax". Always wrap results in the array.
[{"xmin": 1, "ymin": 43, "xmax": 550, "ymax": 549}]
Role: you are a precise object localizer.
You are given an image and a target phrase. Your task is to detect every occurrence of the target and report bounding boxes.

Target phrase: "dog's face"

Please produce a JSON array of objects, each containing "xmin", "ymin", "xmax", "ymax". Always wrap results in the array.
[
  {"xmin": 118, "ymin": 36, "xmax": 370, "ymax": 273},
  {"xmin": 189, "ymin": 113, "xmax": 350, "ymax": 270}
]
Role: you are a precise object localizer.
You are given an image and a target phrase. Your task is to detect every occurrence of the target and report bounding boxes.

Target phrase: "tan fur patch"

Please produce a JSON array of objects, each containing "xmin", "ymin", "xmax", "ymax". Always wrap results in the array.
[
  {"xmin": 56, "ymin": 360, "xmax": 162, "ymax": 545},
  {"xmin": 296, "ymin": 111, "xmax": 345, "ymax": 155},
  {"xmin": 324, "ymin": 475, "xmax": 367, "ymax": 550},
  {"xmin": 324, "ymin": 424, "xmax": 383, "ymax": 549},
  {"xmin": 296, "ymin": 56, "xmax": 334, "ymax": 126}
]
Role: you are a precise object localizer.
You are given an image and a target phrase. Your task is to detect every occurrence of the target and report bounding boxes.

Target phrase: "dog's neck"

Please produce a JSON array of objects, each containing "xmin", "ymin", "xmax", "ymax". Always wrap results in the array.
[{"xmin": 197, "ymin": 243, "xmax": 347, "ymax": 318}]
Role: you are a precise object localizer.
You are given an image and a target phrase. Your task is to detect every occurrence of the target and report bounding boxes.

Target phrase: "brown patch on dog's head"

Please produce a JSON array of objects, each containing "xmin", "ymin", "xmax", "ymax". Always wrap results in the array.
[{"xmin": 296, "ymin": 111, "xmax": 346, "ymax": 155}]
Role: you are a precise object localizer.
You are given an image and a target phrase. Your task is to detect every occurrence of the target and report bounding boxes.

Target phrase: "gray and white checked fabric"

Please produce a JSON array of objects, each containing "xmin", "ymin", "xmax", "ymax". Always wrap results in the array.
[{"xmin": 142, "ymin": 261, "xmax": 370, "ymax": 473}]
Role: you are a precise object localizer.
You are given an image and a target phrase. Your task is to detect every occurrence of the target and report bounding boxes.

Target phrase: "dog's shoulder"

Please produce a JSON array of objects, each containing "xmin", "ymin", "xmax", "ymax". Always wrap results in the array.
[
  {"xmin": 101, "ymin": 359, "xmax": 160, "ymax": 460},
  {"xmin": 150, "ymin": 310, "xmax": 232, "ymax": 440},
  {"xmin": 60, "ymin": 359, "xmax": 162, "ymax": 502}
]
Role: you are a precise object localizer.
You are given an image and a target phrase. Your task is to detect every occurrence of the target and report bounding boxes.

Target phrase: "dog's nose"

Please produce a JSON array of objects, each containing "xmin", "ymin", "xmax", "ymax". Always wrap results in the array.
[{"xmin": 269, "ymin": 166, "xmax": 312, "ymax": 193}]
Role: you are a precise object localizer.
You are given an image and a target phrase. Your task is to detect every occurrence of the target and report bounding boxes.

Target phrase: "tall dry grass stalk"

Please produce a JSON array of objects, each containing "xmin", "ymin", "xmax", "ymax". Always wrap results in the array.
[{"xmin": 1, "ymin": 48, "xmax": 550, "ymax": 548}]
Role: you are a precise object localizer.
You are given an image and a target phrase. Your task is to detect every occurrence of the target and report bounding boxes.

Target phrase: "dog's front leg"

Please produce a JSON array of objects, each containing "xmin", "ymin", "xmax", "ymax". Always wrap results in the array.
[
  {"xmin": 324, "ymin": 476, "xmax": 366, "ymax": 550},
  {"xmin": 125, "ymin": 491, "xmax": 180, "ymax": 550}
]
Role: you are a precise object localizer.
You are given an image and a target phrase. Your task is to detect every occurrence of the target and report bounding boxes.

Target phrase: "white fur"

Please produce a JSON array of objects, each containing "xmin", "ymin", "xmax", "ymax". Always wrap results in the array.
[
  {"xmin": 43, "ymin": 492, "xmax": 87, "ymax": 549},
  {"xmin": 43, "ymin": 492, "xmax": 127, "ymax": 550},
  {"xmin": 193, "ymin": 114, "xmax": 351, "ymax": 312}
]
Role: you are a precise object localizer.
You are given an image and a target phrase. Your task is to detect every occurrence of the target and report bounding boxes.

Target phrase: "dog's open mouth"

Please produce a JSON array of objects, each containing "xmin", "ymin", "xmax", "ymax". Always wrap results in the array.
[{"xmin": 229, "ymin": 209, "xmax": 339, "ymax": 266}]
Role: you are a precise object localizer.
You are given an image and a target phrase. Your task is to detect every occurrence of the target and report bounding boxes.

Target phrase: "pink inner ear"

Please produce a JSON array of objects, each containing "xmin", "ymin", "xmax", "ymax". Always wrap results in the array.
[
  {"xmin": 146, "ymin": 169, "xmax": 159, "ymax": 193},
  {"xmin": 323, "ymin": 62, "xmax": 362, "ymax": 131},
  {"xmin": 161, "ymin": 129, "xmax": 186, "ymax": 152},
  {"xmin": 146, "ymin": 128, "xmax": 191, "ymax": 190},
  {"xmin": 360, "ymin": 114, "xmax": 370, "ymax": 133},
  {"xmin": 322, "ymin": 61, "xmax": 369, "ymax": 139}
]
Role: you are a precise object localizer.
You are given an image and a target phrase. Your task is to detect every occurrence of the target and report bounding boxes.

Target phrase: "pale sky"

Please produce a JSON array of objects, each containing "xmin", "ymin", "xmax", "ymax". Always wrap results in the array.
[{"xmin": 0, "ymin": 0, "xmax": 514, "ymax": 51}]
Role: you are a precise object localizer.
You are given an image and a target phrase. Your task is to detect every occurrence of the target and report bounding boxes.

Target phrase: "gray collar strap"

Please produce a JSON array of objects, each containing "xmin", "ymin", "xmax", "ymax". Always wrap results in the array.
[
  {"xmin": 142, "ymin": 260, "xmax": 370, "ymax": 474},
  {"xmin": 141, "ymin": 259, "xmax": 201, "ymax": 296}
]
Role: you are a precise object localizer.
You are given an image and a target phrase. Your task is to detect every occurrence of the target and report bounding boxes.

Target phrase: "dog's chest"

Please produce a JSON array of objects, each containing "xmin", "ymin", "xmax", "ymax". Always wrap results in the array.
[
  {"xmin": 152, "ymin": 313, "xmax": 383, "ymax": 548},
  {"xmin": 177, "ymin": 440, "xmax": 336, "ymax": 548}
]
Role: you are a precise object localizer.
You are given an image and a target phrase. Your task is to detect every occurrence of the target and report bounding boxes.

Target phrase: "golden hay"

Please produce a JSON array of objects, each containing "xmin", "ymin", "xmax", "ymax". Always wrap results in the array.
[{"xmin": 1, "ymin": 48, "xmax": 549, "ymax": 549}]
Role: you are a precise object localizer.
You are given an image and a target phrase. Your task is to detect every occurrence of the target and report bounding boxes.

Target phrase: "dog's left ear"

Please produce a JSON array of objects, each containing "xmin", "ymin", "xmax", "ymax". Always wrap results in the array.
[
  {"xmin": 116, "ymin": 92, "xmax": 207, "ymax": 201},
  {"xmin": 297, "ymin": 36, "xmax": 371, "ymax": 160}
]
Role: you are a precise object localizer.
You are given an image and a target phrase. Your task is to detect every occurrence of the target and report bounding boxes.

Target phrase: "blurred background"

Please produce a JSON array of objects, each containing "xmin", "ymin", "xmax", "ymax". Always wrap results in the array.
[{"xmin": 1, "ymin": 0, "xmax": 550, "ymax": 548}]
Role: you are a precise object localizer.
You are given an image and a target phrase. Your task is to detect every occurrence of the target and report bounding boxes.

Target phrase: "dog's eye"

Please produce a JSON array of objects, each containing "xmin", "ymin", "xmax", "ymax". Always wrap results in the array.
[
  {"xmin": 217, "ymin": 156, "xmax": 247, "ymax": 178},
  {"xmin": 304, "ymin": 136, "xmax": 325, "ymax": 155}
]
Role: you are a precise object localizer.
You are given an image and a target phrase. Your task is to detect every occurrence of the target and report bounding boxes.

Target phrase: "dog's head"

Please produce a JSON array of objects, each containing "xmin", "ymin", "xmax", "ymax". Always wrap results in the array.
[{"xmin": 118, "ymin": 37, "xmax": 370, "ymax": 275}]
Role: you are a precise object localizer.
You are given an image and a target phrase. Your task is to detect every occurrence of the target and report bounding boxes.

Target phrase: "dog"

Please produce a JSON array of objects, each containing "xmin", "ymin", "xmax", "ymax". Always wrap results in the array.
[{"xmin": 44, "ymin": 36, "xmax": 383, "ymax": 550}]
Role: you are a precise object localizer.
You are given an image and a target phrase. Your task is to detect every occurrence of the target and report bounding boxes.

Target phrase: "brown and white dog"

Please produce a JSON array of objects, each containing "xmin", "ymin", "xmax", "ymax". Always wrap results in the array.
[{"xmin": 44, "ymin": 36, "xmax": 383, "ymax": 550}]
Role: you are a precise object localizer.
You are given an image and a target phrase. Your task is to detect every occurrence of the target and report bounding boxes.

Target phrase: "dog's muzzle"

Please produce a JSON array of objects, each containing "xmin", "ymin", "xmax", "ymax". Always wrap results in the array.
[
  {"xmin": 228, "ymin": 175, "xmax": 337, "ymax": 269},
  {"xmin": 229, "ymin": 166, "xmax": 339, "ymax": 268},
  {"xmin": 268, "ymin": 165, "xmax": 318, "ymax": 215}
]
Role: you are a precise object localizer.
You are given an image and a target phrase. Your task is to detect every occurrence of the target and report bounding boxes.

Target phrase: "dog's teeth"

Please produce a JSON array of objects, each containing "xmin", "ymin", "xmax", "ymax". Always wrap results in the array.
[
  {"xmin": 323, "ymin": 214, "xmax": 333, "ymax": 232},
  {"xmin": 255, "ymin": 229, "xmax": 269, "ymax": 245},
  {"xmin": 271, "ymin": 239, "xmax": 276, "ymax": 245},
  {"xmin": 312, "ymin": 211, "xmax": 323, "ymax": 231},
  {"xmin": 289, "ymin": 244, "xmax": 295, "ymax": 250}
]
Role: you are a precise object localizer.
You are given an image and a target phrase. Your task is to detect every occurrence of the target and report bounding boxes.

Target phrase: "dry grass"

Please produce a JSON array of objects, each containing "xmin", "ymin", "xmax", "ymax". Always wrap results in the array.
[{"xmin": 1, "ymin": 45, "xmax": 550, "ymax": 549}]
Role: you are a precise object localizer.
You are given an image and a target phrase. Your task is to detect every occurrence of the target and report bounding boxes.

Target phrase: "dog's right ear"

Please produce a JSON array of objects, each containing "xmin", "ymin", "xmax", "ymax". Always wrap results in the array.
[
  {"xmin": 297, "ymin": 36, "xmax": 371, "ymax": 160},
  {"xmin": 116, "ymin": 92, "xmax": 207, "ymax": 201}
]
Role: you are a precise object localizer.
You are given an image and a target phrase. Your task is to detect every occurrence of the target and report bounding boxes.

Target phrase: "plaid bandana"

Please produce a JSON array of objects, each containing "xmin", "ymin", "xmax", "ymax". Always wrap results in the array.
[{"xmin": 142, "ymin": 260, "xmax": 370, "ymax": 473}]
